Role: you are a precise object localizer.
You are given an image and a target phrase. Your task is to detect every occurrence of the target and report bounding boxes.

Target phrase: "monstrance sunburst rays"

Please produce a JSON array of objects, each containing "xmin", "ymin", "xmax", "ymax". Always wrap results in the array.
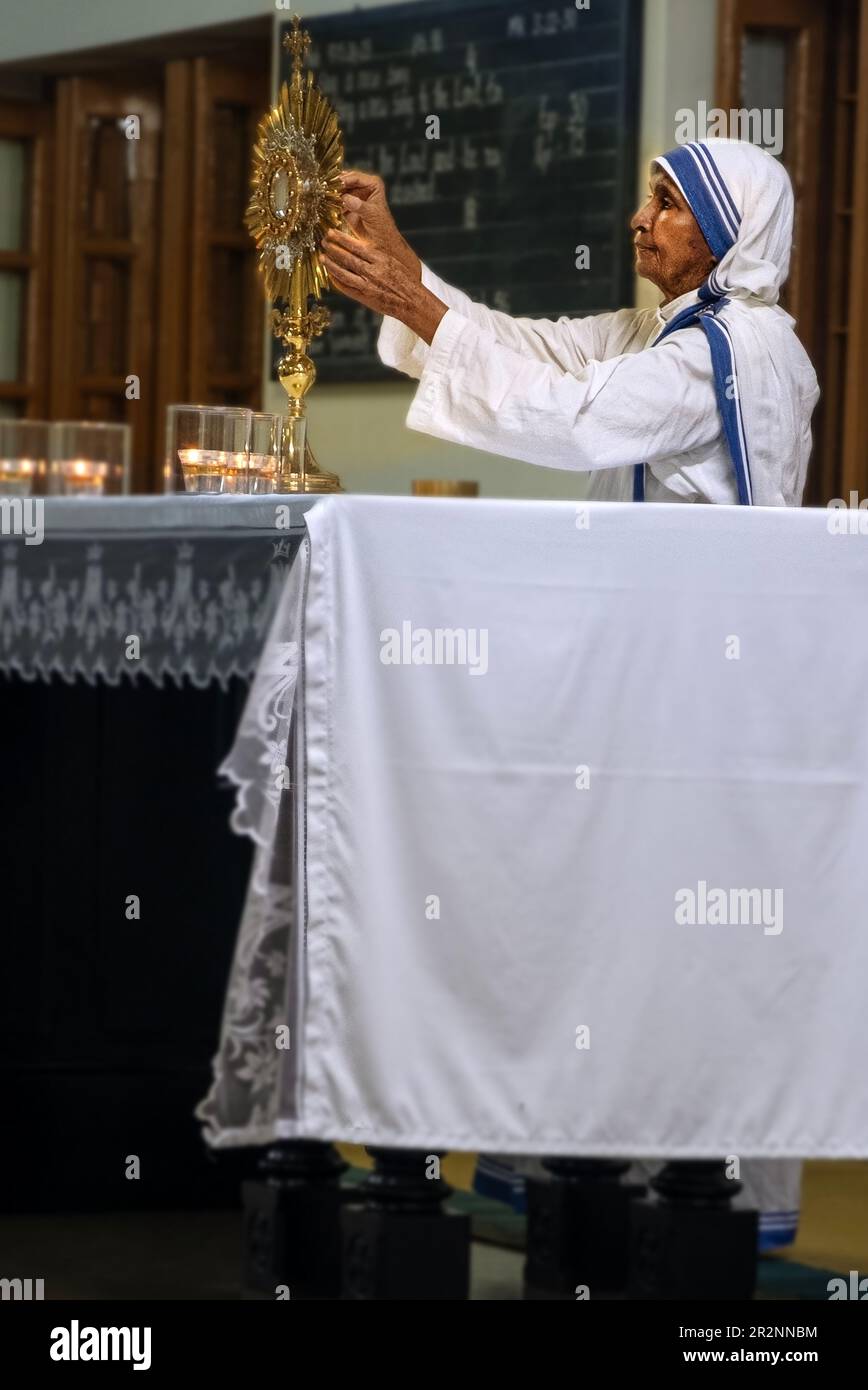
[
  {"xmin": 246, "ymin": 77, "xmax": 343, "ymax": 304},
  {"xmin": 245, "ymin": 13, "xmax": 345, "ymax": 492}
]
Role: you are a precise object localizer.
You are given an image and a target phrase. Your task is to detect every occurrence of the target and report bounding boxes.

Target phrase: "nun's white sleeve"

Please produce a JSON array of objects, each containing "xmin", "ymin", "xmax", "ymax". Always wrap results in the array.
[
  {"xmin": 403, "ymin": 307, "xmax": 720, "ymax": 471},
  {"xmin": 377, "ymin": 263, "xmax": 634, "ymax": 380}
]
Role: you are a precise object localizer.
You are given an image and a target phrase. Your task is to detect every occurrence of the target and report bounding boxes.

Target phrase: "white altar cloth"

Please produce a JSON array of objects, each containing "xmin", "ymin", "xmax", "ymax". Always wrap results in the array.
[{"xmin": 199, "ymin": 495, "xmax": 868, "ymax": 1162}]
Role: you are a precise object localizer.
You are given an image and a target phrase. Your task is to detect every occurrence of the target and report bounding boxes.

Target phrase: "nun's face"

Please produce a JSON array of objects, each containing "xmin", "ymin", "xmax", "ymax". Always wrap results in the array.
[{"xmin": 631, "ymin": 169, "xmax": 717, "ymax": 303}]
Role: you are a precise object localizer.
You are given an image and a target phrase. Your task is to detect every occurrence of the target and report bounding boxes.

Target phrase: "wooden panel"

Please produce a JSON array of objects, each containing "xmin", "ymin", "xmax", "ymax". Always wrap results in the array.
[
  {"xmin": 50, "ymin": 75, "xmax": 162, "ymax": 491},
  {"xmin": 49, "ymin": 78, "xmax": 77, "ymax": 422},
  {"xmin": 0, "ymin": 99, "xmax": 51, "ymax": 417},
  {"xmin": 188, "ymin": 59, "xmax": 268, "ymax": 407}
]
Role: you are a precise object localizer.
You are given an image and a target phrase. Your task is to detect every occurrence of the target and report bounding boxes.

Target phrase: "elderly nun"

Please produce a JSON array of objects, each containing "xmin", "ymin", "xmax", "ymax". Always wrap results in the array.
[
  {"xmin": 322, "ymin": 138, "xmax": 820, "ymax": 507},
  {"xmin": 322, "ymin": 137, "xmax": 816, "ymax": 1251}
]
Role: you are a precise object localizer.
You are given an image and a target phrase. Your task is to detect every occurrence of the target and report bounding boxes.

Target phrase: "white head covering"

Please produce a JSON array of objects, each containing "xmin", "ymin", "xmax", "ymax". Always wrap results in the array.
[
  {"xmin": 657, "ymin": 137, "xmax": 793, "ymax": 304},
  {"xmin": 644, "ymin": 138, "xmax": 819, "ymax": 505}
]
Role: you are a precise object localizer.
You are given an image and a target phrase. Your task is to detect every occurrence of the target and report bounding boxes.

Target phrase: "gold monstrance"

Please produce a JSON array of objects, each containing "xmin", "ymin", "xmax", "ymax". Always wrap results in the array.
[{"xmin": 247, "ymin": 14, "xmax": 343, "ymax": 492}]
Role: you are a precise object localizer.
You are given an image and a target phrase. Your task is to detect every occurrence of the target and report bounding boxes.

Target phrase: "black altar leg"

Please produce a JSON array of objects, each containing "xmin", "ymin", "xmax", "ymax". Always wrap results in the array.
[
  {"xmin": 242, "ymin": 1140, "xmax": 347, "ymax": 1299},
  {"xmin": 524, "ymin": 1158, "xmax": 646, "ymax": 1299},
  {"xmin": 341, "ymin": 1149, "xmax": 470, "ymax": 1300},
  {"xmin": 628, "ymin": 1160, "xmax": 758, "ymax": 1300}
]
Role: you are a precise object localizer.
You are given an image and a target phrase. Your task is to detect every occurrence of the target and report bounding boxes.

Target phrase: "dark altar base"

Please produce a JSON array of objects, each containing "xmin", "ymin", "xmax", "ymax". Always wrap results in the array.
[{"xmin": 0, "ymin": 670, "xmax": 253, "ymax": 1211}]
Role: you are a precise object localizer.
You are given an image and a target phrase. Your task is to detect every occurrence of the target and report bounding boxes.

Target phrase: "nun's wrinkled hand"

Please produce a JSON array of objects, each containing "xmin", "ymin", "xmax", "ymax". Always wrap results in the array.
[
  {"xmin": 339, "ymin": 169, "xmax": 421, "ymax": 280},
  {"xmin": 321, "ymin": 228, "xmax": 447, "ymax": 345}
]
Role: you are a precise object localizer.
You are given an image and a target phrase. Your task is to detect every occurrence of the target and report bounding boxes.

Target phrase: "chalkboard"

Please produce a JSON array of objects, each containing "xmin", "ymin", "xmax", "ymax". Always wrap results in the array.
[{"xmin": 275, "ymin": 0, "xmax": 642, "ymax": 382}]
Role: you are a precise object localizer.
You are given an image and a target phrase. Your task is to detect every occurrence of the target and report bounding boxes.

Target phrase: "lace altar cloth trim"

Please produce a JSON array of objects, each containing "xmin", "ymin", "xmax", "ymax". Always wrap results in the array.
[
  {"xmin": 196, "ymin": 545, "xmax": 306, "ymax": 1144},
  {"xmin": 0, "ymin": 534, "xmax": 299, "ymax": 688}
]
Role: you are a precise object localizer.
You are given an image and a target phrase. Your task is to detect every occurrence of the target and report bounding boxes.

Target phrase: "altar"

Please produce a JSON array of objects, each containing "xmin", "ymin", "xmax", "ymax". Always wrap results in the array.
[
  {"xmin": 200, "ymin": 495, "xmax": 868, "ymax": 1159},
  {"xmin": 5, "ymin": 491, "xmax": 867, "ymax": 1296},
  {"xmin": 189, "ymin": 492, "xmax": 868, "ymax": 1298}
]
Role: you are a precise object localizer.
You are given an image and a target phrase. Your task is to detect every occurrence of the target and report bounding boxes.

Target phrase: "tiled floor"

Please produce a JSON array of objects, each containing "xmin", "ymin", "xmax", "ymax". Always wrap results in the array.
[{"xmin": 788, "ymin": 1161, "xmax": 868, "ymax": 1274}]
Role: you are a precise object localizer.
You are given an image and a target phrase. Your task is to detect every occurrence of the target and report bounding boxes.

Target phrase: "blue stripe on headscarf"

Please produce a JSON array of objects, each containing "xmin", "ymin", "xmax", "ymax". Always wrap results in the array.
[
  {"xmin": 634, "ymin": 143, "xmax": 751, "ymax": 505},
  {"xmin": 657, "ymin": 142, "xmax": 740, "ymax": 260},
  {"xmin": 690, "ymin": 142, "xmax": 741, "ymax": 235}
]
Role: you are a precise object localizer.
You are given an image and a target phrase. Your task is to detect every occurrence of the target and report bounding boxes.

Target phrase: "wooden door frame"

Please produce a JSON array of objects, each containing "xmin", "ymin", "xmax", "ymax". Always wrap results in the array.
[
  {"xmin": 842, "ymin": 0, "xmax": 868, "ymax": 496},
  {"xmin": 716, "ymin": 0, "xmax": 828, "ymax": 364},
  {"xmin": 717, "ymin": 0, "xmax": 868, "ymax": 503},
  {"xmin": 154, "ymin": 59, "xmax": 194, "ymax": 490},
  {"xmin": 188, "ymin": 58, "xmax": 266, "ymax": 406}
]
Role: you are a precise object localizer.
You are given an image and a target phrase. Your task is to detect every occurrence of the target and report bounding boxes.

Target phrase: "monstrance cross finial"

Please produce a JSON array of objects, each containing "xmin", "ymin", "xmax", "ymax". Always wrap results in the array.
[{"xmin": 283, "ymin": 14, "xmax": 312, "ymax": 85}]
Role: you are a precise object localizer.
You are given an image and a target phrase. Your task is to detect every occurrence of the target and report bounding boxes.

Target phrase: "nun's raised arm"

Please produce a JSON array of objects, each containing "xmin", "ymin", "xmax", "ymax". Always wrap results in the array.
[
  {"xmin": 404, "ymin": 307, "xmax": 721, "ymax": 475},
  {"xmin": 378, "ymin": 262, "xmax": 642, "ymax": 383}
]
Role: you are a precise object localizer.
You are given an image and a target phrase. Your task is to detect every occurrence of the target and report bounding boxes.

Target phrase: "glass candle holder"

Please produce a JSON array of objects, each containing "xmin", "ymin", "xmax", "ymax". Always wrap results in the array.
[
  {"xmin": 0, "ymin": 420, "xmax": 51, "ymax": 496},
  {"xmin": 274, "ymin": 415, "xmax": 307, "ymax": 492},
  {"xmin": 164, "ymin": 405, "xmax": 252, "ymax": 495},
  {"xmin": 248, "ymin": 412, "xmax": 281, "ymax": 494},
  {"xmin": 50, "ymin": 422, "xmax": 131, "ymax": 496}
]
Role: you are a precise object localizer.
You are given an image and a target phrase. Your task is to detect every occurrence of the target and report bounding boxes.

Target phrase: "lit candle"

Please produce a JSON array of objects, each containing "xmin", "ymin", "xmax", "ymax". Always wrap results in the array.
[
  {"xmin": 247, "ymin": 452, "xmax": 277, "ymax": 494},
  {"xmin": 178, "ymin": 447, "xmax": 230, "ymax": 494},
  {"xmin": 59, "ymin": 458, "xmax": 111, "ymax": 495},
  {"xmin": 0, "ymin": 456, "xmax": 46, "ymax": 496}
]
